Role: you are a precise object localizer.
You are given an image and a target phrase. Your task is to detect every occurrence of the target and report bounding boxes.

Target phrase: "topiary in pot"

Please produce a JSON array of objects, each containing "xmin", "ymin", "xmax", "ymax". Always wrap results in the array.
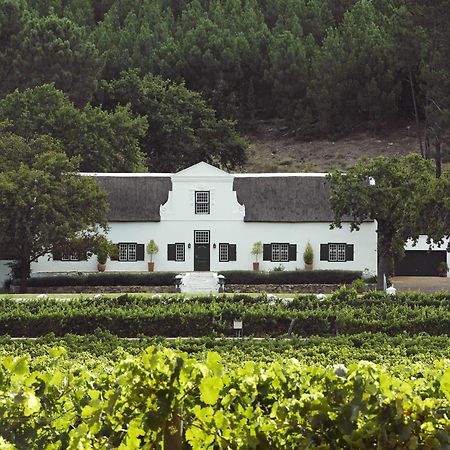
[
  {"xmin": 95, "ymin": 236, "xmax": 117, "ymax": 272},
  {"xmin": 437, "ymin": 261, "xmax": 449, "ymax": 277},
  {"xmin": 251, "ymin": 241, "xmax": 263, "ymax": 271},
  {"xmin": 303, "ymin": 242, "xmax": 314, "ymax": 270},
  {"xmin": 146, "ymin": 240, "xmax": 159, "ymax": 272}
]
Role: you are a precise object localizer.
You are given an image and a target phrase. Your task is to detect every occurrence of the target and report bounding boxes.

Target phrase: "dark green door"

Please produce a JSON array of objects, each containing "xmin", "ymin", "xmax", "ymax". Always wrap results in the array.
[{"xmin": 194, "ymin": 243, "xmax": 210, "ymax": 271}]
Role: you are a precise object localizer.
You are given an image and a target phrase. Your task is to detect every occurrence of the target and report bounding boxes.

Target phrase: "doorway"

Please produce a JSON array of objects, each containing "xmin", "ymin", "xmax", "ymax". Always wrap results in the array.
[{"xmin": 194, "ymin": 230, "xmax": 210, "ymax": 271}]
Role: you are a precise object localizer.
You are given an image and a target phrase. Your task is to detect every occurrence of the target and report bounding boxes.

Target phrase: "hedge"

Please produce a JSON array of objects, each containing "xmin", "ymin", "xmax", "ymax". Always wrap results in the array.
[
  {"xmin": 219, "ymin": 270, "xmax": 363, "ymax": 284},
  {"xmin": 1, "ymin": 291, "xmax": 449, "ymax": 337},
  {"xmin": 11, "ymin": 272, "xmax": 178, "ymax": 287}
]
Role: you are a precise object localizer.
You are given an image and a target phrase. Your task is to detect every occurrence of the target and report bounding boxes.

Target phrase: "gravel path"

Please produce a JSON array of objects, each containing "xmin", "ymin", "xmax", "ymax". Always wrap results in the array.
[{"xmin": 391, "ymin": 276, "xmax": 450, "ymax": 293}]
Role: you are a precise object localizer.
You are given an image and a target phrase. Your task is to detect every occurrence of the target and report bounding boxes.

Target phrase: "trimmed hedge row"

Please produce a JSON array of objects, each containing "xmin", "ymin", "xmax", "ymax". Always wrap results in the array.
[
  {"xmin": 0, "ymin": 291, "xmax": 449, "ymax": 337},
  {"xmin": 219, "ymin": 270, "xmax": 363, "ymax": 284},
  {"xmin": 11, "ymin": 272, "xmax": 178, "ymax": 287},
  {"xmin": 11, "ymin": 270, "xmax": 363, "ymax": 288}
]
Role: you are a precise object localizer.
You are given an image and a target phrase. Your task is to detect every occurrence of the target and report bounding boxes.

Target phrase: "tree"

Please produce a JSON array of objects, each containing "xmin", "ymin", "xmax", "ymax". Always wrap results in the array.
[
  {"xmin": 11, "ymin": 14, "xmax": 103, "ymax": 105},
  {"xmin": 327, "ymin": 154, "xmax": 450, "ymax": 289},
  {"xmin": 98, "ymin": 70, "xmax": 247, "ymax": 171},
  {"xmin": 0, "ymin": 84, "xmax": 148, "ymax": 172},
  {"xmin": 0, "ymin": 133, "xmax": 110, "ymax": 292}
]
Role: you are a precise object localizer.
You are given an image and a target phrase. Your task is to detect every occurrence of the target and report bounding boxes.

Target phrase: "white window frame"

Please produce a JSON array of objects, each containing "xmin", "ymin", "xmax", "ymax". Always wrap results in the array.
[
  {"xmin": 118, "ymin": 243, "xmax": 137, "ymax": 262},
  {"xmin": 61, "ymin": 252, "xmax": 80, "ymax": 261},
  {"xmin": 271, "ymin": 243, "xmax": 289, "ymax": 262},
  {"xmin": 195, "ymin": 191, "xmax": 210, "ymax": 214},
  {"xmin": 194, "ymin": 230, "xmax": 210, "ymax": 244},
  {"xmin": 329, "ymin": 243, "xmax": 346, "ymax": 262},
  {"xmin": 175, "ymin": 243, "xmax": 185, "ymax": 262},
  {"xmin": 219, "ymin": 243, "xmax": 229, "ymax": 262}
]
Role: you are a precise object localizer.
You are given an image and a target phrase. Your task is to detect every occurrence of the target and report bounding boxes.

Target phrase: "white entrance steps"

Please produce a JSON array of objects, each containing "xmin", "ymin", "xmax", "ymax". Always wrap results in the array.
[{"xmin": 178, "ymin": 272, "xmax": 223, "ymax": 294}]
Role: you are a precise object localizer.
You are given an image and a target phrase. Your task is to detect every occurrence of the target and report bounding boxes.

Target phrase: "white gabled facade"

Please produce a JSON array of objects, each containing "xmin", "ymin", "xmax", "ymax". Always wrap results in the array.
[{"xmin": 30, "ymin": 162, "xmax": 378, "ymax": 276}]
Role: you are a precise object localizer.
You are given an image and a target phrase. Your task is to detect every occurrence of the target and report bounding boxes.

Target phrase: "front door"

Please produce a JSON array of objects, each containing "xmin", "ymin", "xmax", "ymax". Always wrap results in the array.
[{"xmin": 194, "ymin": 230, "xmax": 210, "ymax": 271}]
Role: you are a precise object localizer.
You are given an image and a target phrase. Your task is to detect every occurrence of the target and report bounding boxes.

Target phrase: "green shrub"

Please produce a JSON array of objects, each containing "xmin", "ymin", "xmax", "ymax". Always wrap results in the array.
[
  {"xmin": 218, "ymin": 270, "xmax": 362, "ymax": 284},
  {"xmin": 11, "ymin": 272, "xmax": 178, "ymax": 287}
]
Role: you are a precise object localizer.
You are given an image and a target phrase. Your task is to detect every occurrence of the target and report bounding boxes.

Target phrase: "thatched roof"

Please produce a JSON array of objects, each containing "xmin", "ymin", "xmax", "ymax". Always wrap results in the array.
[
  {"xmin": 234, "ymin": 176, "xmax": 336, "ymax": 222},
  {"xmin": 92, "ymin": 171, "xmax": 341, "ymax": 223},
  {"xmin": 97, "ymin": 176, "xmax": 172, "ymax": 221}
]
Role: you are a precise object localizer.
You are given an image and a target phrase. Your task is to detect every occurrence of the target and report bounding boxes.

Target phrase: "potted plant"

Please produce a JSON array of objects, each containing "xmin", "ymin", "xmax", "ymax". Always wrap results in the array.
[
  {"xmin": 303, "ymin": 242, "xmax": 313, "ymax": 270},
  {"xmin": 251, "ymin": 241, "xmax": 263, "ymax": 271},
  {"xmin": 437, "ymin": 261, "xmax": 449, "ymax": 277},
  {"xmin": 95, "ymin": 236, "xmax": 117, "ymax": 272},
  {"xmin": 146, "ymin": 239, "xmax": 159, "ymax": 272}
]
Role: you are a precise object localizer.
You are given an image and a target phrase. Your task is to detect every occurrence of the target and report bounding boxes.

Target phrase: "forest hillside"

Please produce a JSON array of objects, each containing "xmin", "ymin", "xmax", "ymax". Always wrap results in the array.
[{"xmin": 0, "ymin": 0, "xmax": 448, "ymax": 173}]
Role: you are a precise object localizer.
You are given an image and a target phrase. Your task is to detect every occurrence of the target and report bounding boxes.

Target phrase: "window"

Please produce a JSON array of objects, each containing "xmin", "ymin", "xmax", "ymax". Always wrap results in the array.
[
  {"xmin": 329, "ymin": 243, "xmax": 346, "ymax": 262},
  {"xmin": 168, "ymin": 243, "xmax": 185, "ymax": 261},
  {"xmin": 195, "ymin": 191, "xmax": 210, "ymax": 214},
  {"xmin": 263, "ymin": 243, "xmax": 297, "ymax": 262},
  {"xmin": 219, "ymin": 243, "xmax": 229, "ymax": 262},
  {"xmin": 175, "ymin": 243, "xmax": 185, "ymax": 262},
  {"xmin": 271, "ymin": 243, "xmax": 289, "ymax": 262},
  {"xmin": 194, "ymin": 230, "xmax": 210, "ymax": 244},
  {"xmin": 320, "ymin": 243, "xmax": 354, "ymax": 262},
  {"xmin": 61, "ymin": 252, "xmax": 80, "ymax": 261},
  {"xmin": 219, "ymin": 243, "xmax": 236, "ymax": 262},
  {"xmin": 118, "ymin": 243, "xmax": 137, "ymax": 262}
]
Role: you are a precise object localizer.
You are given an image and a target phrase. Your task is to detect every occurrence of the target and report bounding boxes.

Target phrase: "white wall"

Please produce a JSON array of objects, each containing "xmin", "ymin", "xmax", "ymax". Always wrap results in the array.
[{"xmin": 31, "ymin": 163, "xmax": 378, "ymax": 275}]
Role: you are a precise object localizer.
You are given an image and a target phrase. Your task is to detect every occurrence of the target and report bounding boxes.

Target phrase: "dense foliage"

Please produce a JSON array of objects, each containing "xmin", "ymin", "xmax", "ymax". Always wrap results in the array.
[
  {"xmin": 0, "ymin": 133, "xmax": 110, "ymax": 291},
  {"xmin": 328, "ymin": 154, "xmax": 450, "ymax": 288},
  {"xmin": 1, "ymin": 290, "xmax": 450, "ymax": 337},
  {"xmin": 1, "ymin": 0, "xmax": 449, "ymax": 171},
  {"xmin": 0, "ymin": 346, "xmax": 449, "ymax": 448}
]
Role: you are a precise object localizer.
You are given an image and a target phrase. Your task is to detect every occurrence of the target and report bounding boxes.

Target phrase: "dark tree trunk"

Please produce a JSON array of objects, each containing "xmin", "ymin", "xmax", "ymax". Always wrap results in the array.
[
  {"xmin": 408, "ymin": 67, "xmax": 423, "ymax": 157},
  {"xmin": 19, "ymin": 258, "xmax": 30, "ymax": 294},
  {"xmin": 377, "ymin": 243, "xmax": 390, "ymax": 290},
  {"xmin": 435, "ymin": 138, "xmax": 442, "ymax": 178}
]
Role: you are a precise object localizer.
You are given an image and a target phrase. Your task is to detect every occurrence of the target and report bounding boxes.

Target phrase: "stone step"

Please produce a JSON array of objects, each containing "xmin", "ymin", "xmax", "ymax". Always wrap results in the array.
[{"xmin": 179, "ymin": 271, "xmax": 220, "ymax": 294}]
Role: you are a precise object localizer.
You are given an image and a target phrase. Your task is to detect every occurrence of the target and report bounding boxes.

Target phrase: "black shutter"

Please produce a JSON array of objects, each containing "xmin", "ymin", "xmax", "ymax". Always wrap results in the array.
[
  {"xmin": 110, "ymin": 244, "xmax": 119, "ymax": 261},
  {"xmin": 320, "ymin": 244, "xmax": 329, "ymax": 261},
  {"xmin": 263, "ymin": 244, "xmax": 271, "ymax": 261},
  {"xmin": 167, "ymin": 244, "xmax": 176, "ymax": 261},
  {"xmin": 346, "ymin": 244, "xmax": 354, "ymax": 261},
  {"xmin": 289, "ymin": 244, "xmax": 297, "ymax": 261},
  {"xmin": 52, "ymin": 248, "xmax": 62, "ymax": 261},
  {"xmin": 229, "ymin": 244, "xmax": 236, "ymax": 261},
  {"xmin": 137, "ymin": 244, "xmax": 145, "ymax": 261}
]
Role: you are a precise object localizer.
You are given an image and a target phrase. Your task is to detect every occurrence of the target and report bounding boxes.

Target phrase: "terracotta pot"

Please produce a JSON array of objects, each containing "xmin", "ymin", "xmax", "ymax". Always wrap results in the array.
[
  {"xmin": 148, "ymin": 261, "xmax": 155, "ymax": 272},
  {"xmin": 97, "ymin": 263, "xmax": 106, "ymax": 272},
  {"xmin": 253, "ymin": 262, "xmax": 259, "ymax": 271},
  {"xmin": 304, "ymin": 263, "xmax": 313, "ymax": 271}
]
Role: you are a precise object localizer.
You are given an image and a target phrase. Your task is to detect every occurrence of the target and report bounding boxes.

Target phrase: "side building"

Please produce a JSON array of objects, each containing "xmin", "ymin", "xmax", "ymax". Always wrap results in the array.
[{"xmin": 30, "ymin": 162, "xmax": 378, "ymax": 275}]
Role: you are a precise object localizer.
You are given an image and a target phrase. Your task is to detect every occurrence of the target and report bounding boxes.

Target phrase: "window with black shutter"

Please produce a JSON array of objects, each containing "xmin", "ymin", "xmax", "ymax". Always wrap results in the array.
[
  {"xmin": 168, "ymin": 243, "xmax": 185, "ymax": 261},
  {"xmin": 320, "ymin": 243, "xmax": 354, "ymax": 262},
  {"xmin": 219, "ymin": 243, "xmax": 236, "ymax": 262},
  {"xmin": 117, "ymin": 243, "xmax": 142, "ymax": 262}
]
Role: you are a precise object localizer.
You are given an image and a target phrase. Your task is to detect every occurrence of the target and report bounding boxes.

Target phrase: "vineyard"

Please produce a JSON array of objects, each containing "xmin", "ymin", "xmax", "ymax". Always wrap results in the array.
[{"xmin": 0, "ymin": 290, "xmax": 449, "ymax": 448}]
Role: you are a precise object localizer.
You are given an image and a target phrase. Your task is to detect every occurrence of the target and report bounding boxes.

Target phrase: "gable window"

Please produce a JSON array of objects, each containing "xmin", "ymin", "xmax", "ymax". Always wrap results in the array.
[
  {"xmin": 219, "ymin": 243, "xmax": 236, "ymax": 262},
  {"xmin": 262, "ymin": 243, "xmax": 297, "ymax": 262},
  {"xmin": 320, "ymin": 243, "xmax": 354, "ymax": 262},
  {"xmin": 195, "ymin": 191, "xmax": 210, "ymax": 214},
  {"xmin": 116, "ymin": 243, "xmax": 144, "ymax": 262},
  {"xmin": 168, "ymin": 243, "xmax": 185, "ymax": 261}
]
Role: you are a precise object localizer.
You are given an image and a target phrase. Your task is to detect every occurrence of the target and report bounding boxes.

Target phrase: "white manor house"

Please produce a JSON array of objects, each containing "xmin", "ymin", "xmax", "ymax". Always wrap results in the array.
[{"xmin": 0, "ymin": 162, "xmax": 448, "ymax": 285}]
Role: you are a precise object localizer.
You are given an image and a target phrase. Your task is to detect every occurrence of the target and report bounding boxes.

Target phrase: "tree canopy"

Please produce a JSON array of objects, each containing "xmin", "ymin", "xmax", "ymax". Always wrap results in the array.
[
  {"xmin": 98, "ymin": 70, "xmax": 247, "ymax": 171},
  {"xmin": 327, "ymin": 154, "xmax": 450, "ymax": 289},
  {"xmin": 0, "ymin": 133, "xmax": 110, "ymax": 291},
  {"xmin": 0, "ymin": 84, "xmax": 148, "ymax": 172}
]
